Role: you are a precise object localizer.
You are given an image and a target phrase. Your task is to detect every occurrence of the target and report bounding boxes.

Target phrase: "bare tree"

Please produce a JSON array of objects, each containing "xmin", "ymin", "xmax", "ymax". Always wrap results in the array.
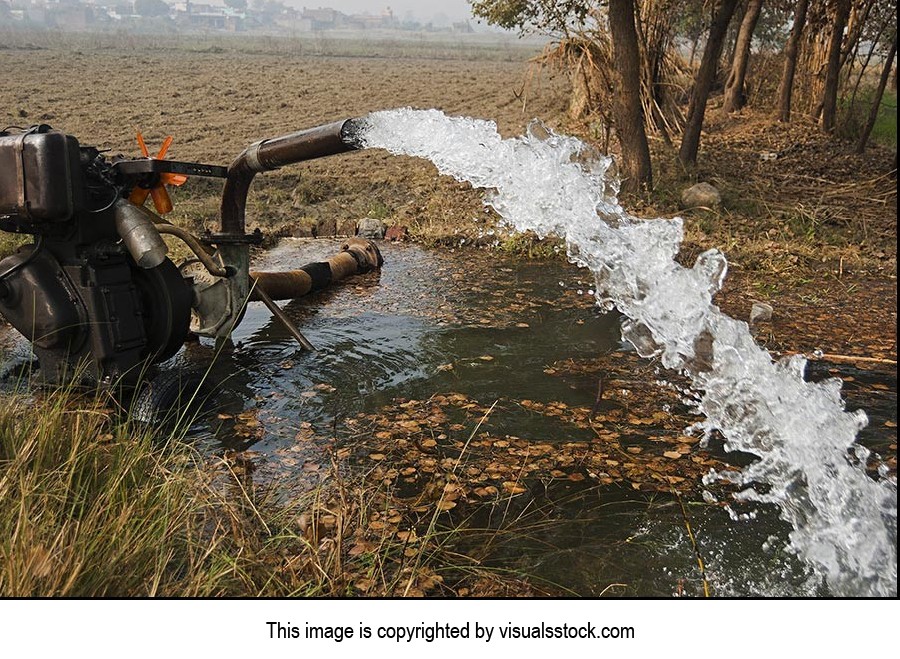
[
  {"xmin": 679, "ymin": 0, "xmax": 741, "ymax": 166},
  {"xmin": 820, "ymin": 0, "xmax": 851, "ymax": 132},
  {"xmin": 775, "ymin": 0, "xmax": 810, "ymax": 121},
  {"xmin": 856, "ymin": 32, "xmax": 897, "ymax": 153},
  {"xmin": 635, "ymin": 0, "xmax": 684, "ymax": 142},
  {"xmin": 723, "ymin": 0, "xmax": 765, "ymax": 112},
  {"xmin": 840, "ymin": 0, "xmax": 877, "ymax": 68},
  {"xmin": 608, "ymin": 0, "xmax": 653, "ymax": 191},
  {"xmin": 846, "ymin": 9, "xmax": 892, "ymax": 115}
]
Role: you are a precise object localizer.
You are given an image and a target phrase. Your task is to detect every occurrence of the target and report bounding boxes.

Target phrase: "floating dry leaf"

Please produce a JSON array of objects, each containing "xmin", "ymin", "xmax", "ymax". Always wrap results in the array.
[
  {"xmin": 502, "ymin": 481, "xmax": 527, "ymax": 494},
  {"xmin": 396, "ymin": 530, "xmax": 418, "ymax": 542}
]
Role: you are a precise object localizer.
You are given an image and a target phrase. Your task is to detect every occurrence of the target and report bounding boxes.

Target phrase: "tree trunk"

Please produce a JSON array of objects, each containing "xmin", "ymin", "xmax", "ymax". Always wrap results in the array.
[
  {"xmin": 723, "ymin": 0, "xmax": 764, "ymax": 112},
  {"xmin": 820, "ymin": 0, "xmax": 851, "ymax": 133},
  {"xmin": 608, "ymin": 0, "xmax": 653, "ymax": 192},
  {"xmin": 840, "ymin": 0, "xmax": 875, "ymax": 69},
  {"xmin": 856, "ymin": 34, "xmax": 897, "ymax": 153},
  {"xmin": 776, "ymin": 0, "xmax": 809, "ymax": 122},
  {"xmin": 847, "ymin": 15, "xmax": 891, "ymax": 119},
  {"xmin": 689, "ymin": 35, "xmax": 699, "ymax": 69},
  {"xmin": 723, "ymin": 1, "xmax": 744, "ymax": 71},
  {"xmin": 679, "ymin": 0, "xmax": 740, "ymax": 166}
]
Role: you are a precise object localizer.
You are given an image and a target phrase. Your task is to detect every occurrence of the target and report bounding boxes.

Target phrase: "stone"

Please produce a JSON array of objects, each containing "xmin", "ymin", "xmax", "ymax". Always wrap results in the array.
[
  {"xmin": 680, "ymin": 182, "xmax": 722, "ymax": 210},
  {"xmin": 357, "ymin": 218, "xmax": 385, "ymax": 240},
  {"xmin": 384, "ymin": 225, "xmax": 409, "ymax": 241},
  {"xmin": 750, "ymin": 301, "xmax": 773, "ymax": 325}
]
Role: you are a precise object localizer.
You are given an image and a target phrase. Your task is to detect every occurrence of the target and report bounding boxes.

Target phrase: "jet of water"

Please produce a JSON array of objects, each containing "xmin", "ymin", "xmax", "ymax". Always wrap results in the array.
[{"xmin": 354, "ymin": 108, "xmax": 897, "ymax": 597}]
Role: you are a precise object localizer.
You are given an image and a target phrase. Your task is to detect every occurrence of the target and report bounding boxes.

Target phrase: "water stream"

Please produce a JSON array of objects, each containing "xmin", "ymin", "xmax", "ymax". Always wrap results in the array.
[{"xmin": 354, "ymin": 109, "xmax": 897, "ymax": 597}]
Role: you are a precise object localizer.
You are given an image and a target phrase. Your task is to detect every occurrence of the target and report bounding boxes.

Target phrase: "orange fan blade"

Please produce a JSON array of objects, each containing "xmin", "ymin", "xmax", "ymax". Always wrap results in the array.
[
  {"xmin": 156, "ymin": 136, "xmax": 173, "ymax": 159},
  {"xmin": 129, "ymin": 186, "xmax": 152, "ymax": 206},
  {"xmin": 160, "ymin": 172, "xmax": 188, "ymax": 186},
  {"xmin": 136, "ymin": 131, "xmax": 150, "ymax": 158},
  {"xmin": 150, "ymin": 185, "xmax": 173, "ymax": 215}
]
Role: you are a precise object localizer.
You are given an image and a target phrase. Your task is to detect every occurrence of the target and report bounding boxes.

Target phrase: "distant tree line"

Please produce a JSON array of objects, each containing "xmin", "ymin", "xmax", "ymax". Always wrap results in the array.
[{"xmin": 471, "ymin": 0, "xmax": 897, "ymax": 192}]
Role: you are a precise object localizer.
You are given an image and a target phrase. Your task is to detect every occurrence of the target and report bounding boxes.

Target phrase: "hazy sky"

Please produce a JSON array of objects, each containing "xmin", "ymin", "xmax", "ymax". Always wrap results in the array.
[{"xmin": 288, "ymin": 1, "xmax": 477, "ymax": 23}]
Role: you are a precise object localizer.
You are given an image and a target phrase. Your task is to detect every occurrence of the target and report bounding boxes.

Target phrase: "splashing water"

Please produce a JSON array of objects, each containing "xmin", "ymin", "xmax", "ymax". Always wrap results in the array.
[{"xmin": 355, "ymin": 108, "xmax": 897, "ymax": 596}]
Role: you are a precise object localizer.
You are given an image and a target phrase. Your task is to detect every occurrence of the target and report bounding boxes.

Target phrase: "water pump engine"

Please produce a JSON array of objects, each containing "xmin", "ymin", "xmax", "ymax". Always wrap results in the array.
[{"xmin": 0, "ymin": 120, "xmax": 379, "ymax": 387}]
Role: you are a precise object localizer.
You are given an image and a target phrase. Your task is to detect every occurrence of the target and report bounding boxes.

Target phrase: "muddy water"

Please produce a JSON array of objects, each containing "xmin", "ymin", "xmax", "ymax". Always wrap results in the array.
[
  {"xmin": 1, "ymin": 239, "xmax": 894, "ymax": 596},
  {"xmin": 194, "ymin": 239, "xmax": 620, "ymax": 447}
]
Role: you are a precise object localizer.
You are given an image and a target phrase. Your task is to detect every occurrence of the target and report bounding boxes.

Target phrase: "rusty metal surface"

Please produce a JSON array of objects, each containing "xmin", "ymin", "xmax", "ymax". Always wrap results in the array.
[
  {"xmin": 250, "ymin": 238, "xmax": 382, "ymax": 302},
  {"xmin": 220, "ymin": 119, "xmax": 360, "ymax": 236},
  {"xmin": 249, "ymin": 269, "xmax": 314, "ymax": 301}
]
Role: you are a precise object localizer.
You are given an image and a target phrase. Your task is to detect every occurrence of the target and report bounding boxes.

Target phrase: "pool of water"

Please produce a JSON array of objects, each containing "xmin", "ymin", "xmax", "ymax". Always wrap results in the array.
[{"xmin": 186, "ymin": 240, "xmax": 621, "ymax": 449}]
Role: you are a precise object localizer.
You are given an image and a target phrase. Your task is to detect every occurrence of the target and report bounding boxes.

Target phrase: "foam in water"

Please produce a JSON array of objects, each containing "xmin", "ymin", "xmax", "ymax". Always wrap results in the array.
[{"xmin": 355, "ymin": 108, "xmax": 897, "ymax": 596}]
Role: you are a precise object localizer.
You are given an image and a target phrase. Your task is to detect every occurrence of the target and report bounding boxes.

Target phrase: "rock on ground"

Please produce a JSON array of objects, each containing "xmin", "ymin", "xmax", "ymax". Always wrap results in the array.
[
  {"xmin": 680, "ymin": 182, "xmax": 722, "ymax": 210},
  {"xmin": 357, "ymin": 218, "xmax": 386, "ymax": 239},
  {"xmin": 750, "ymin": 301, "xmax": 774, "ymax": 325}
]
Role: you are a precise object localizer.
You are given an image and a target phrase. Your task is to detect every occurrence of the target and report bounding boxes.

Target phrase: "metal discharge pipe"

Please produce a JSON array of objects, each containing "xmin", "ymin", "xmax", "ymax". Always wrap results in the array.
[
  {"xmin": 249, "ymin": 238, "xmax": 382, "ymax": 302},
  {"xmin": 214, "ymin": 119, "xmax": 378, "ymax": 352},
  {"xmin": 220, "ymin": 118, "xmax": 364, "ymax": 236}
]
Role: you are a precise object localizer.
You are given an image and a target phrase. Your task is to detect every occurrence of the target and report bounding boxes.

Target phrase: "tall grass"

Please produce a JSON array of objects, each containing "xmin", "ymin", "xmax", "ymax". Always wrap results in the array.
[
  {"xmin": 0, "ymin": 381, "xmax": 370, "ymax": 596},
  {"xmin": 0, "ymin": 383, "xmax": 524, "ymax": 596},
  {"xmin": 0, "ymin": 234, "xmax": 27, "ymax": 262},
  {"xmin": 0, "ymin": 386, "xmax": 236, "ymax": 596}
]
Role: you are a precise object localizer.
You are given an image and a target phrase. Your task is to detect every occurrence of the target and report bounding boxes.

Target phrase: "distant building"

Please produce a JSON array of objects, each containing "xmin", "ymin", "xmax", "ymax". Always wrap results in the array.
[
  {"xmin": 297, "ymin": 5, "xmax": 399, "ymax": 32},
  {"xmin": 173, "ymin": 0, "xmax": 245, "ymax": 31},
  {"xmin": 298, "ymin": 7, "xmax": 345, "ymax": 31},
  {"xmin": 54, "ymin": 5, "xmax": 95, "ymax": 28}
]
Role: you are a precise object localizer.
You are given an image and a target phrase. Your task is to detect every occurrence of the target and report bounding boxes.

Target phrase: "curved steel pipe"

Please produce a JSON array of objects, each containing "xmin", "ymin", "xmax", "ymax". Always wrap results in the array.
[
  {"xmin": 220, "ymin": 118, "xmax": 365, "ymax": 236},
  {"xmin": 155, "ymin": 223, "xmax": 229, "ymax": 278}
]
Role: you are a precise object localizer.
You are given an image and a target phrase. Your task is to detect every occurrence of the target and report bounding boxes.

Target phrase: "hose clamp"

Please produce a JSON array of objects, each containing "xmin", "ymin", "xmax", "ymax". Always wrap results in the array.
[
  {"xmin": 245, "ymin": 140, "xmax": 267, "ymax": 173},
  {"xmin": 342, "ymin": 243, "xmax": 370, "ymax": 273}
]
